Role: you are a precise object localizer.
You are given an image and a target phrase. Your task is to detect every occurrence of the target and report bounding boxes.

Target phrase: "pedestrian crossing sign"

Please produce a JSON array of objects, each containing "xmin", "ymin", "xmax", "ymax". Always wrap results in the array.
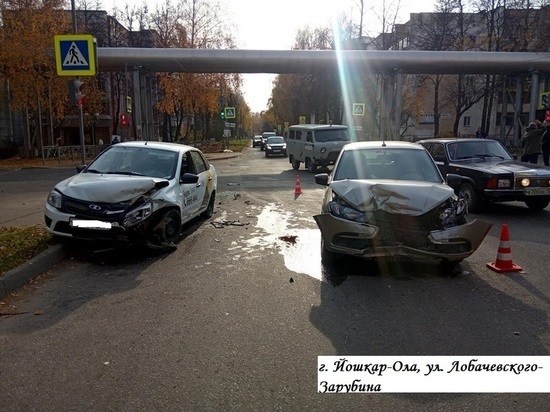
[
  {"xmin": 54, "ymin": 35, "xmax": 96, "ymax": 76},
  {"xmin": 353, "ymin": 103, "xmax": 365, "ymax": 116},
  {"xmin": 225, "ymin": 107, "xmax": 236, "ymax": 119}
]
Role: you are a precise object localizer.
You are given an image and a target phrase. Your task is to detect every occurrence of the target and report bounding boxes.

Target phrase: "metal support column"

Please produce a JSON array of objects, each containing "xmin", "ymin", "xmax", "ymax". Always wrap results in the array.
[
  {"xmin": 500, "ymin": 75, "xmax": 507, "ymax": 142},
  {"xmin": 133, "ymin": 68, "xmax": 142, "ymax": 140},
  {"xmin": 514, "ymin": 77, "xmax": 523, "ymax": 147},
  {"xmin": 394, "ymin": 73, "xmax": 403, "ymax": 140},
  {"xmin": 530, "ymin": 71, "xmax": 539, "ymax": 123}
]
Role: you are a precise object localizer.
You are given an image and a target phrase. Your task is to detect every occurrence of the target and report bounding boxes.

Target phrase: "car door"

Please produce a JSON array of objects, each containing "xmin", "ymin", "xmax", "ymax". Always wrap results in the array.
[
  {"xmin": 178, "ymin": 151, "xmax": 199, "ymax": 223},
  {"xmin": 188, "ymin": 150, "xmax": 210, "ymax": 215}
]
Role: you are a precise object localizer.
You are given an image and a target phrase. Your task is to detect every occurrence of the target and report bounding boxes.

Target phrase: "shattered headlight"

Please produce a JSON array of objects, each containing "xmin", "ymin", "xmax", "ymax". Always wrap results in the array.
[
  {"xmin": 47, "ymin": 190, "xmax": 63, "ymax": 209},
  {"xmin": 328, "ymin": 201, "xmax": 370, "ymax": 223},
  {"xmin": 439, "ymin": 194, "xmax": 467, "ymax": 227},
  {"xmin": 123, "ymin": 201, "xmax": 153, "ymax": 227}
]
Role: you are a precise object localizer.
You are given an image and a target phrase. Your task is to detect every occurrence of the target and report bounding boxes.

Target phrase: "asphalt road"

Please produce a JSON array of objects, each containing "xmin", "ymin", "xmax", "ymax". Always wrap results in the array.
[{"xmin": 1, "ymin": 147, "xmax": 550, "ymax": 410}]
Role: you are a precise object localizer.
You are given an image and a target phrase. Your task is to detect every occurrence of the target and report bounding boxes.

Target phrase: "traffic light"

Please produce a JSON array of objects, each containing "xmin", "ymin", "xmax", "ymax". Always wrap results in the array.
[
  {"xmin": 546, "ymin": 110, "xmax": 550, "ymax": 123},
  {"xmin": 68, "ymin": 79, "xmax": 86, "ymax": 106},
  {"xmin": 220, "ymin": 109, "xmax": 225, "ymax": 120},
  {"xmin": 121, "ymin": 114, "xmax": 127, "ymax": 125}
]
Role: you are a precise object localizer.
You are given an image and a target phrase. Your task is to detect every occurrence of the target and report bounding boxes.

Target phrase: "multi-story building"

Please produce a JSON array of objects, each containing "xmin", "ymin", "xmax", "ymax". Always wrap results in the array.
[{"xmin": 381, "ymin": 6, "xmax": 550, "ymax": 144}]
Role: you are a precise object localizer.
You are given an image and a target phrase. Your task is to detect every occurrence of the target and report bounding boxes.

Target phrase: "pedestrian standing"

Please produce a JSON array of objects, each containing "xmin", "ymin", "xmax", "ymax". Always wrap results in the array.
[
  {"xmin": 475, "ymin": 127, "xmax": 487, "ymax": 139},
  {"xmin": 521, "ymin": 122, "xmax": 545, "ymax": 164}
]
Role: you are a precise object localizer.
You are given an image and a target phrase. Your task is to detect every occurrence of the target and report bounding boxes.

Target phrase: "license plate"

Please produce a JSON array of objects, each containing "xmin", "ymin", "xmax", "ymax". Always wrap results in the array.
[
  {"xmin": 525, "ymin": 187, "xmax": 550, "ymax": 196},
  {"xmin": 70, "ymin": 219, "xmax": 112, "ymax": 230}
]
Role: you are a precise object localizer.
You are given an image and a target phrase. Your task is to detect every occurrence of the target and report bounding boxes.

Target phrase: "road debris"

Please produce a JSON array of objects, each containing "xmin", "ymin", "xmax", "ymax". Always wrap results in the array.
[
  {"xmin": 211, "ymin": 219, "xmax": 250, "ymax": 229},
  {"xmin": 279, "ymin": 235, "xmax": 297, "ymax": 244}
]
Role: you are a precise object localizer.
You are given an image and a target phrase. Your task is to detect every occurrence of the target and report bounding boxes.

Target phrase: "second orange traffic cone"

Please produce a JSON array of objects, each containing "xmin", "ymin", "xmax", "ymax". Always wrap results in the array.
[
  {"xmin": 294, "ymin": 175, "xmax": 302, "ymax": 195},
  {"xmin": 486, "ymin": 224, "xmax": 522, "ymax": 273}
]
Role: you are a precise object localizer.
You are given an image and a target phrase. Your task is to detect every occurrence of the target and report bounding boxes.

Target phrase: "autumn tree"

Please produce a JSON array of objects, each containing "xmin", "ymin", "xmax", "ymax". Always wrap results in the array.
[
  {"xmin": 269, "ymin": 26, "xmax": 343, "ymax": 128},
  {"xmin": 0, "ymin": 0, "xmax": 75, "ymax": 155},
  {"xmin": 143, "ymin": 0, "xmax": 241, "ymax": 142}
]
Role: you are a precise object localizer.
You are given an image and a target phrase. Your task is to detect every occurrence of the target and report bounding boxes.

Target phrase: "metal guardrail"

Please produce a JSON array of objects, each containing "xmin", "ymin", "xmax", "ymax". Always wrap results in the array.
[{"xmin": 41, "ymin": 145, "xmax": 104, "ymax": 162}]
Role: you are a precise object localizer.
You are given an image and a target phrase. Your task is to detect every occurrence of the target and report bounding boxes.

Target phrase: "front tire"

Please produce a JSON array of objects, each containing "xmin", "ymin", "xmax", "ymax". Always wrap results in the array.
[
  {"xmin": 148, "ymin": 209, "xmax": 181, "ymax": 250},
  {"xmin": 306, "ymin": 158, "xmax": 317, "ymax": 173},
  {"xmin": 525, "ymin": 197, "xmax": 550, "ymax": 210},
  {"xmin": 291, "ymin": 157, "xmax": 300, "ymax": 170},
  {"xmin": 459, "ymin": 183, "xmax": 483, "ymax": 213}
]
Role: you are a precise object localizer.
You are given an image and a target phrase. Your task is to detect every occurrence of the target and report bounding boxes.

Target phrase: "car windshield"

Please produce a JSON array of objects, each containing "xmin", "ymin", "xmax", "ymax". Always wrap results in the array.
[
  {"xmin": 333, "ymin": 148, "xmax": 443, "ymax": 183},
  {"xmin": 85, "ymin": 146, "xmax": 178, "ymax": 179},
  {"xmin": 314, "ymin": 128, "xmax": 350, "ymax": 142},
  {"xmin": 267, "ymin": 137, "xmax": 284, "ymax": 144},
  {"xmin": 447, "ymin": 140, "xmax": 514, "ymax": 161}
]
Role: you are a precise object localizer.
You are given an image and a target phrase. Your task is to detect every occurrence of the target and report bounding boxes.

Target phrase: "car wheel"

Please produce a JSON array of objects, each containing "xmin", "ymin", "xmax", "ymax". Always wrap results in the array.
[
  {"xmin": 525, "ymin": 198, "xmax": 550, "ymax": 210},
  {"xmin": 307, "ymin": 158, "xmax": 317, "ymax": 173},
  {"xmin": 291, "ymin": 157, "xmax": 300, "ymax": 170},
  {"xmin": 149, "ymin": 209, "xmax": 181, "ymax": 250},
  {"xmin": 265, "ymin": 151, "xmax": 269, "ymax": 157},
  {"xmin": 201, "ymin": 192, "xmax": 216, "ymax": 218},
  {"xmin": 459, "ymin": 183, "xmax": 482, "ymax": 213}
]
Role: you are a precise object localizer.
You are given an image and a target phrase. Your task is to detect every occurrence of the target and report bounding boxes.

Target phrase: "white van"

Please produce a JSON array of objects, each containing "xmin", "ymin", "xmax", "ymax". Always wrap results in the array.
[{"xmin": 286, "ymin": 124, "xmax": 350, "ymax": 172}]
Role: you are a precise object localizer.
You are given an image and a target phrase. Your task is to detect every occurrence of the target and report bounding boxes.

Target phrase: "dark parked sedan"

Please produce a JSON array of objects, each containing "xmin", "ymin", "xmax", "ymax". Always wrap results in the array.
[{"xmin": 418, "ymin": 138, "xmax": 550, "ymax": 212}]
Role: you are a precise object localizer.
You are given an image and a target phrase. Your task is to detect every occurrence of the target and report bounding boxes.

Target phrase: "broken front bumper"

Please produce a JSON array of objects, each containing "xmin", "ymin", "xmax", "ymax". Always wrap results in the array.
[{"xmin": 313, "ymin": 213, "xmax": 493, "ymax": 262}]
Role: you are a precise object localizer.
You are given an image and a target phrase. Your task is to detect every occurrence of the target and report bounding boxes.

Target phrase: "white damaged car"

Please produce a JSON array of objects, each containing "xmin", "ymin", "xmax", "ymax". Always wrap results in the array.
[
  {"xmin": 314, "ymin": 141, "xmax": 492, "ymax": 264},
  {"xmin": 44, "ymin": 141, "xmax": 217, "ymax": 250}
]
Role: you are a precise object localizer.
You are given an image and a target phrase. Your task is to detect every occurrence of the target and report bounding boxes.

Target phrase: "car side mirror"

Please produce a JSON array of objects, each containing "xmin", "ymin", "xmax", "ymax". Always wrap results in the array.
[
  {"xmin": 433, "ymin": 155, "xmax": 446, "ymax": 163},
  {"xmin": 180, "ymin": 173, "xmax": 199, "ymax": 184},
  {"xmin": 315, "ymin": 173, "xmax": 329, "ymax": 186},
  {"xmin": 446, "ymin": 173, "xmax": 462, "ymax": 189},
  {"xmin": 76, "ymin": 165, "xmax": 86, "ymax": 173}
]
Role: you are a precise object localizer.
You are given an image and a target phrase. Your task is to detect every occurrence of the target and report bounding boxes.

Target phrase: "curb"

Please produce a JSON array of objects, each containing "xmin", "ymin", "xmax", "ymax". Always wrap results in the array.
[{"xmin": 0, "ymin": 243, "xmax": 67, "ymax": 299}]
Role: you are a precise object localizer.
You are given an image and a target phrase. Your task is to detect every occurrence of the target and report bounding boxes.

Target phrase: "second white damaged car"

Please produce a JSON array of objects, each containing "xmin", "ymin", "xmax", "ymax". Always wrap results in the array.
[
  {"xmin": 44, "ymin": 141, "xmax": 217, "ymax": 250},
  {"xmin": 314, "ymin": 141, "xmax": 492, "ymax": 264}
]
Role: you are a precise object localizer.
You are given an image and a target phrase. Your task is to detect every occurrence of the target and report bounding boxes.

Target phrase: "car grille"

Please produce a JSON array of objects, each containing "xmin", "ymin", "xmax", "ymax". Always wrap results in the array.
[
  {"xmin": 368, "ymin": 210, "xmax": 443, "ymax": 248},
  {"xmin": 63, "ymin": 197, "xmax": 127, "ymax": 222},
  {"xmin": 513, "ymin": 176, "xmax": 550, "ymax": 189}
]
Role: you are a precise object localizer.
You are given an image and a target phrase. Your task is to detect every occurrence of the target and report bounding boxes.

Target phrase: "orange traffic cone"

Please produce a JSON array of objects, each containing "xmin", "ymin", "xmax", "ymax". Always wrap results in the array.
[
  {"xmin": 294, "ymin": 175, "xmax": 302, "ymax": 195},
  {"xmin": 486, "ymin": 224, "xmax": 522, "ymax": 273}
]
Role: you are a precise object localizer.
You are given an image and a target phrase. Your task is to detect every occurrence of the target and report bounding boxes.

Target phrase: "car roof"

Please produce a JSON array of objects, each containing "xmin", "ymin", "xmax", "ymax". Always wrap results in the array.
[
  {"xmin": 342, "ymin": 141, "xmax": 426, "ymax": 151},
  {"xmin": 417, "ymin": 138, "xmax": 497, "ymax": 144},
  {"xmin": 114, "ymin": 141, "xmax": 196, "ymax": 153},
  {"xmin": 288, "ymin": 124, "xmax": 347, "ymax": 130}
]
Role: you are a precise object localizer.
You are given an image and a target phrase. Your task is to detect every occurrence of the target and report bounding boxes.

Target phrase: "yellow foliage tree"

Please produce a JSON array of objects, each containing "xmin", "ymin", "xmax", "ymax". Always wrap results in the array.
[{"xmin": 0, "ymin": 1, "xmax": 104, "ymax": 155}]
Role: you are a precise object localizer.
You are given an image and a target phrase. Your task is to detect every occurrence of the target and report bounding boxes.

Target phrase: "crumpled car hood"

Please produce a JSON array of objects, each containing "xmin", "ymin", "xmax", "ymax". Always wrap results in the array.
[
  {"xmin": 55, "ymin": 173, "xmax": 167, "ymax": 203},
  {"xmin": 330, "ymin": 180, "xmax": 454, "ymax": 215}
]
